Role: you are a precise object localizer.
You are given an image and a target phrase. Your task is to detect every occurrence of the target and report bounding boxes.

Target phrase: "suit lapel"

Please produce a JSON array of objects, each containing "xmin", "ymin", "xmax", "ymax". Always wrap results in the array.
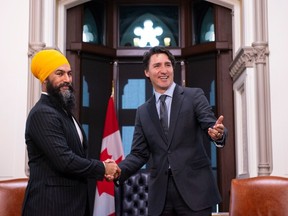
[
  {"xmin": 147, "ymin": 96, "xmax": 169, "ymax": 143},
  {"xmin": 70, "ymin": 113, "xmax": 88, "ymax": 153},
  {"xmin": 167, "ymin": 85, "xmax": 184, "ymax": 147},
  {"xmin": 43, "ymin": 94, "xmax": 87, "ymax": 156}
]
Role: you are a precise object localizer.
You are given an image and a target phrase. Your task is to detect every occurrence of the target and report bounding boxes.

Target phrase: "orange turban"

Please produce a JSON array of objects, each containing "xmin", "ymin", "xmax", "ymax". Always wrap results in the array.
[{"xmin": 31, "ymin": 49, "xmax": 70, "ymax": 83}]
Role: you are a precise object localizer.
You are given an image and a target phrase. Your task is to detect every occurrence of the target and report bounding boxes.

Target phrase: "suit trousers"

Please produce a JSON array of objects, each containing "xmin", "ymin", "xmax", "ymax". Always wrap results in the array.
[{"xmin": 160, "ymin": 172, "xmax": 212, "ymax": 216}]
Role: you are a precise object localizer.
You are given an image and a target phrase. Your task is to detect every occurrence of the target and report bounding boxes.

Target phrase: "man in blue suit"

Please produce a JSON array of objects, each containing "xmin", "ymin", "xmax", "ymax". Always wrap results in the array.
[
  {"xmin": 117, "ymin": 46, "xmax": 227, "ymax": 216},
  {"xmin": 23, "ymin": 49, "xmax": 120, "ymax": 216}
]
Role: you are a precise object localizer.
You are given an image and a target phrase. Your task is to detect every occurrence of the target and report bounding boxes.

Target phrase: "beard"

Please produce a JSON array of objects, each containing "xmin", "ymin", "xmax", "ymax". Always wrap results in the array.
[{"xmin": 46, "ymin": 80, "xmax": 76, "ymax": 113}]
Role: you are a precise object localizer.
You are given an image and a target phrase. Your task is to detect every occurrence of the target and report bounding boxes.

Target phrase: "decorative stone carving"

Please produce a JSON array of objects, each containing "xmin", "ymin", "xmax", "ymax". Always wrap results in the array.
[
  {"xmin": 252, "ymin": 42, "xmax": 269, "ymax": 64},
  {"xmin": 229, "ymin": 44, "xmax": 269, "ymax": 81},
  {"xmin": 229, "ymin": 47, "xmax": 254, "ymax": 80},
  {"xmin": 28, "ymin": 42, "xmax": 46, "ymax": 57}
]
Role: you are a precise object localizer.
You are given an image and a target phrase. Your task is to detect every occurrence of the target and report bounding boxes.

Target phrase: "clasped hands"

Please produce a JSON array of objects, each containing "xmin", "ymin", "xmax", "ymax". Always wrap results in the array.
[
  {"xmin": 208, "ymin": 115, "xmax": 225, "ymax": 141},
  {"xmin": 103, "ymin": 159, "xmax": 121, "ymax": 182}
]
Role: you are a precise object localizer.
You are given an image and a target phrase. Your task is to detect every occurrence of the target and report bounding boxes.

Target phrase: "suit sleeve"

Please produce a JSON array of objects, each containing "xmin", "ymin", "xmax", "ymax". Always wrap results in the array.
[
  {"xmin": 26, "ymin": 107, "xmax": 105, "ymax": 180},
  {"xmin": 118, "ymin": 107, "xmax": 150, "ymax": 183},
  {"xmin": 193, "ymin": 88, "xmax": 227, "ymax": 146}
]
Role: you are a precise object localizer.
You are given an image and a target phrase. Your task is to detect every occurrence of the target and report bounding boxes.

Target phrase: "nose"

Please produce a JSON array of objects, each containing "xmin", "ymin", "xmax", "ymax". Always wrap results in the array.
[
  {"xmin": 160, "ymin": 65, "xmax": 167, "ymax": 73},
  {"xmin": 63, "ymin": 72, "xmax": 72, "ymax": 82}
]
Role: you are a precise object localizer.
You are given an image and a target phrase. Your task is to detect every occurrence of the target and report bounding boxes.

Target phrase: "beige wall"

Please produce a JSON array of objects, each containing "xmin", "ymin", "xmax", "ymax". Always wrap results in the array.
[
  {"xmin": 268, "ymin": 0, "xmax": 288, "ymax": 176},
  {"xmin": 0, "ymin": 0, "xmax": 29, "ymax": 179}
]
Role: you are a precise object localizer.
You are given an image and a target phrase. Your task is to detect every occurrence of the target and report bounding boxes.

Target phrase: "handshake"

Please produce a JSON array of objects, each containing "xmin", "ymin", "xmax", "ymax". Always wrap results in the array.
[{"xmin": 103, "ymin": 159, "xmax": 121, "ymax": 182}]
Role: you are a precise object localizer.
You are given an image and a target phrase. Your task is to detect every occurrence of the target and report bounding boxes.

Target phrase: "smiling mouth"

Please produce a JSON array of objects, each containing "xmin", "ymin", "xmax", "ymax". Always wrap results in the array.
[
  {"xmin": 160, "ymin": 76, "xmax": 168, "ymax": 80},
  {"xmin": 60, "ymin": 86, "xmax": 71, "ymax": 92}
]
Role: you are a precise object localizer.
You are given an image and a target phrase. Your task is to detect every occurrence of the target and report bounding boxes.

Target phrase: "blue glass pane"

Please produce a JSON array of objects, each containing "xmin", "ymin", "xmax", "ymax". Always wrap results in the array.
[
  {"xmin": 122, "ymin": 126, "xmax": 134, "ymax": 157},
  {"xmin": 209, "ymin": 80, "xmax": 215, "ymax": 106},
  {"xmin": 209, "ymin": 80, "xmax": 216, "ymax": 168},
  {"xmin": 82, "ymin": 124, "xmax": 89, "ymax": 140},
  {"xmin": 211, "ymin": 141, "xmax": 217, "ymax": 168},
  {"xmin": 82, "ymin": 76, "xmax": 89, "ymax": 107},
  {"xmin": 122, "ymin": 79, "xmax": 146, "ymax": 109}
]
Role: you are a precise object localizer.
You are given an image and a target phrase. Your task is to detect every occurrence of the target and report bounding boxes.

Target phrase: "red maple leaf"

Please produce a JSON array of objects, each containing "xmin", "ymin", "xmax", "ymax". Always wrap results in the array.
[{"xmin": 97, "ymin": 178, "xmax": 114, "ymax": 196}]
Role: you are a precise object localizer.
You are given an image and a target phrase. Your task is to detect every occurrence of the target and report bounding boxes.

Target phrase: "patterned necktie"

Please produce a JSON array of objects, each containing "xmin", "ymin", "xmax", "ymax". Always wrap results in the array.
[{"xmin": 159, "ymin": 95, "xmax": 169, "ymax": 137}]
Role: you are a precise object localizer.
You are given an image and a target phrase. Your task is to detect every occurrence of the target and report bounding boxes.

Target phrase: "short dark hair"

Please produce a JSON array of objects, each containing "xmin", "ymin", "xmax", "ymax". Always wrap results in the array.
[{"xmin": 143, "ymin": 46, "xmax": 175, "ymax": 70}]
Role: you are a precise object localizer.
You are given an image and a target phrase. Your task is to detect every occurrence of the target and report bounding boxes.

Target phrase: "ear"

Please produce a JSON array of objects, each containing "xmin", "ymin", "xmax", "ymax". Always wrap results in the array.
[{"xmin": 144, "ymin": 70, "xmax": 150, "ymax": 78}]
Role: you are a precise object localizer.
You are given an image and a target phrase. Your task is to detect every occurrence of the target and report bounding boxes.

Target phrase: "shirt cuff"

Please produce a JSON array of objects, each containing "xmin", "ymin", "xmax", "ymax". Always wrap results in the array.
[{"xmin": 213, "ymin": 135, "xmax": 225, "ymax": 147}]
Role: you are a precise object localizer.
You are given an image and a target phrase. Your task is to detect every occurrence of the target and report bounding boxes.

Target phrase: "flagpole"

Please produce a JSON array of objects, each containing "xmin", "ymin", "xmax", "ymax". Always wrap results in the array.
[
  {"xmin": 111, "ymin": 80, "xmax": 114, "ymax": 98},
  {"xmin": 112, "ymin": 60, "xmax": 118, "ymax": 112}
]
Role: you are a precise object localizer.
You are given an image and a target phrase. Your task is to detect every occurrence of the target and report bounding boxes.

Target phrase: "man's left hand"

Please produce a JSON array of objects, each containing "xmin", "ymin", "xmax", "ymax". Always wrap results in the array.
[{"xmin": 208, "ymin": 115, "xmax": 225, "ymax": 140}]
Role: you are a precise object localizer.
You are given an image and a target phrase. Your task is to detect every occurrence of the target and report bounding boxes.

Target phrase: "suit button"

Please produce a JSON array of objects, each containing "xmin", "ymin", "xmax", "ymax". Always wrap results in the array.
[{"xmin": 166, "ymin": 168, "xmax": 172, "ymax": 176}]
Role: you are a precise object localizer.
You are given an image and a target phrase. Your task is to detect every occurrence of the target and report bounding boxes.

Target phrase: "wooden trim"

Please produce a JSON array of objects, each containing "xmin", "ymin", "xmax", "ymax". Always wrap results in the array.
[
  {"xmin": 214, "ymin": 4, "xmax": 235, "ymax": 212},
  {"xmin": 116, "ymin": 48, "xmax": 182, "ymax": 57},
  {"xmin": 182, "ymin": 42, "xmax": 231, "ymax": 56},
  {"xmin": 68, "ymin": 42, "xmax": 116, "ymax": 57}
]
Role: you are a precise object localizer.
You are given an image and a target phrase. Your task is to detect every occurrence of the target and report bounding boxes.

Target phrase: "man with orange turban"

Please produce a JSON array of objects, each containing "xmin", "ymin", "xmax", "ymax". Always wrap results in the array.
[{"xmin": 23, "ymin": 49, "xmax": 120, "ymax": 216}]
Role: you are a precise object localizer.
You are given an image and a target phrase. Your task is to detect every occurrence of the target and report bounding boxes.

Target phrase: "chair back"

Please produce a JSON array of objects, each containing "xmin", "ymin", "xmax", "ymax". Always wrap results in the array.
[
  {"xmin": 229, "ymin": 176, "xmax": 288, "ymax": 216},
  {"xmin": 115, "ymin": 169, "xmax": 149, "ymax": 216},
  {"xmin": 0, "ymin": 178, "xmax": 28, "ymax": 216}
]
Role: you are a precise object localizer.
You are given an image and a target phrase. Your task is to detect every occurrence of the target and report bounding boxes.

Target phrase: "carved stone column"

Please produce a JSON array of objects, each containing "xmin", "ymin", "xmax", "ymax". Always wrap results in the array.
[
  {"xmin": 26, "ymin": 0, "xmax": 46, "ymax": 177},
  {"xmin": 230, "ymin": 0, "xmax": 271, "ymax": 177},
  {"xmin": 253, "ymin": 42, "xmax": 271, "ymax": 176},
  {"xmin": 253, "ymin": 0, "xmax": 272, "ymax": 176},
  {"xmin": 28, "ymin": 0, "xmax": 45, "ymax": 110},
  {"xmin": 28, "ymin": 0, "xmax": 57, "ymax": 107}
]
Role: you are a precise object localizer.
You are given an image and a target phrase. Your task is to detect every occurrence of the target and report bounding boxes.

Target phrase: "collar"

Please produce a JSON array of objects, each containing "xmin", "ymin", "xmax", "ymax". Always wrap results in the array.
[{"xmin": 154, "ymin": 82, "xmax": 176, "ymax": 101}]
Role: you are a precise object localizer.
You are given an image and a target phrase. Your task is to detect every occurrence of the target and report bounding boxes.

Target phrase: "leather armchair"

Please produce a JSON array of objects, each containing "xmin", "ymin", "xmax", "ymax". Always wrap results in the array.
[
  {"xmin": 115, "ymin": 169, "xmax": 149, "ymax": 216},
  {"xmin": 229, "ymin": 176, "xmax": 288, "ymax": 216},
  {"xmin": 0, "ymin": 178, "xmax": 28, "ymax": 216}
]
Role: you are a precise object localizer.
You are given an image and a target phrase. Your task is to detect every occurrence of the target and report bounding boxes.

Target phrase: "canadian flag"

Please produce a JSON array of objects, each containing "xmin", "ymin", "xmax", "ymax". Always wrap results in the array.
[{"xmin": 93, "ymin": 97, "xmax": 124, "ymax": 216}]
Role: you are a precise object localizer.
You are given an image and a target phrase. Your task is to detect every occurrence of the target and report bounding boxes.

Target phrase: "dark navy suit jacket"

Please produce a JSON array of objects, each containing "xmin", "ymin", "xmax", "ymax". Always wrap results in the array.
[
  {"xmin": 23, "ymin": 94, "xmax": 105, "ymax": 216},
  {"xmin": 118, "ymin": 85, "xmax": 227, "ymax": 216}
]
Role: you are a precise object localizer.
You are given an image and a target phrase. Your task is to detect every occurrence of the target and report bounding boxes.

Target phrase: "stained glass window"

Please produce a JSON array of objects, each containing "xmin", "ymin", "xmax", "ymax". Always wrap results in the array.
[
  {"xmin": 119, "ymin": 5, "xmax": 179, "ymax": 47},
  {"xmin": 192, "ymin": 1, "xmax": 215, "ymax": 44}
]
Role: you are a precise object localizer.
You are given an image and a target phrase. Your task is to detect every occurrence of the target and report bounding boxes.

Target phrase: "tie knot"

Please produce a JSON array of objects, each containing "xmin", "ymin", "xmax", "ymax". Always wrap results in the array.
[{"xmin": 160, "ymin": 94, "xmax": 167, "ymax": 103}]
